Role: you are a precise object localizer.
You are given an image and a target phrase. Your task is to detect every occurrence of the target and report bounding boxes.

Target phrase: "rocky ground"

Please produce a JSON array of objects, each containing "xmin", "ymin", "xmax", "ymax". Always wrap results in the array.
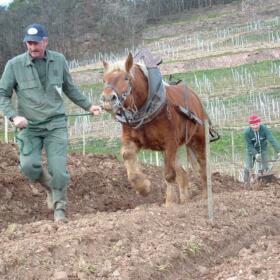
[{"xmin": 0, "ymin": 142, "xmax": 279, "ymax": 280}]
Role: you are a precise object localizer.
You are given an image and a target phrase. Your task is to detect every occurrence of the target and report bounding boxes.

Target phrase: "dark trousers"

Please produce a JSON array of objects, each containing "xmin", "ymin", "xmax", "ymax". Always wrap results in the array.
[{"xmin": 243, "ymin": 150, "xmax": 269, "ymax": 183}]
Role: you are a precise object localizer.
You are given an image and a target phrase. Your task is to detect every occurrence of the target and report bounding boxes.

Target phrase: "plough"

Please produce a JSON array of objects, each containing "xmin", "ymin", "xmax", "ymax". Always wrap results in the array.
[{"xmin": 250, "ymin": 158, "xmax": 280, "ymax": 192}]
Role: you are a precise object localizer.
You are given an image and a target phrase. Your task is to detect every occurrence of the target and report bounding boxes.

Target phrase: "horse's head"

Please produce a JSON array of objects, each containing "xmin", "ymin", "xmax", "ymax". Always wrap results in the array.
[{"xmin": 100, "ymin": 53, "xmax": 148, "ymax": 116}]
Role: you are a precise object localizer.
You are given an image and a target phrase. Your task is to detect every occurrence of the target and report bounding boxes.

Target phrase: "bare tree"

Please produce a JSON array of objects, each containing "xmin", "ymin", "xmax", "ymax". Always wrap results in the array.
[{"xmin": 0, "ymin": 0, "xmax": 238, "ymax": 73}]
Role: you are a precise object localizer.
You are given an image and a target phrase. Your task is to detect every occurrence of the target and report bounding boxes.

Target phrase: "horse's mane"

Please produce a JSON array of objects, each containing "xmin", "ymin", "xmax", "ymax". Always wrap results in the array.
[
  {"xmin": 105, "ymin": 59, "xmax": 149, "ymax": 80},
  {"xmin": 133, "ymin": 64, "xmax": 170, "ymax": 87},
  {"xmin": 135, "ymin": 63, "xmax": 170, "ymax": 86},
  {"xmin": 104, "ymin": 60, "xmax": 126, "ymax": 73},
  {"xmin": 105, "ymin": 59, "xmax": 171, "ymax": 88},
  {"xmin": 136, "ymin": 63, "xmax": 148, "ymax": 78}
]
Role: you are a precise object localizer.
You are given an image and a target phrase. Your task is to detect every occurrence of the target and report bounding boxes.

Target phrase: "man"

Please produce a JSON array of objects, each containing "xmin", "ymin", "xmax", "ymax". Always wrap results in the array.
[
  {"xmin": 0, "ymin": 23, "xmax": 101, "ymax": 221},
  {"xmin": 243, "ymin": 114, "xmax": 280, "ymax": 186}
]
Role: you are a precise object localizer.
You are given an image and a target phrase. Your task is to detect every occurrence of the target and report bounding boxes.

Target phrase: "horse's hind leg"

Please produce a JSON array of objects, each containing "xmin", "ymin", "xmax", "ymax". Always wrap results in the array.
[
  {"xmin": 176, "ymin": 165, "xmax": 190, "ymax": 203},
  {"xmin": 163, "ymin": 147, "xmax": 180, "ymax": 206},
  {"xmin": 121, "ymin": 141, "xmax": 151, "ymax": 196},
  {"xmin": 189, "ymin": 144, "xmax": 207, "ymax": 198}
]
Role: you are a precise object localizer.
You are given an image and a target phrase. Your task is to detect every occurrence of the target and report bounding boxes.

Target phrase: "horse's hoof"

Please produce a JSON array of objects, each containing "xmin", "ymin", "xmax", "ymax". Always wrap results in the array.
[
  {"xmin": 202, "ymin": 191, "xmax": 208, "ymax": 199},
  {"xmin": 164, "ymin": 201, "xmax": 178, "ymax": 208},
  {"xmin": 179, "ymin": 197, "xmax": 190, "ymax": 204},
  {"xmin": 135, "ymin": 179, "xmax": 151, "ymax": 196},
  {"xmin": 141, "ymin": 179, "xmax": 151, "ymax": 196}
]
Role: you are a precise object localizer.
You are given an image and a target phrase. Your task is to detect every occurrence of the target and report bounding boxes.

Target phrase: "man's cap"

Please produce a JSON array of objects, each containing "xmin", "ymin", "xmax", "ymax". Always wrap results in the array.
[
  {"xmin": 23, "ymin": 23, "xmax": 48, "ymax": 42},
  {"xmin": 248, "ymin": 115, "xmax": 261, "ymax": 124}
]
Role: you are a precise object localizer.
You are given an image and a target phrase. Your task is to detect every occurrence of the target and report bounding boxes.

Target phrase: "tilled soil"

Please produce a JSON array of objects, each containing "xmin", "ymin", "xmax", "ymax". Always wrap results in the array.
[{"xmin": 0, "ymin": 142, "xmax": 279, "ymax": 280}]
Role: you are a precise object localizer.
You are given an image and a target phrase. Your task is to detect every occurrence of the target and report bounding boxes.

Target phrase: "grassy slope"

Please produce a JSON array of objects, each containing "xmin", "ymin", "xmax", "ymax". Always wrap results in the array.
[{"xmin": 62, "ymin": 1, "xmax": 280, "ymax": 164}]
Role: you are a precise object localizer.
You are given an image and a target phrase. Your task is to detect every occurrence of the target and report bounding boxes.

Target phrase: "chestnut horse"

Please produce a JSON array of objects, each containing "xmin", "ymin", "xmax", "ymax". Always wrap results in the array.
[{"xmin": 100, "ymin": 53, "xmax": 210, "ymax": 206}]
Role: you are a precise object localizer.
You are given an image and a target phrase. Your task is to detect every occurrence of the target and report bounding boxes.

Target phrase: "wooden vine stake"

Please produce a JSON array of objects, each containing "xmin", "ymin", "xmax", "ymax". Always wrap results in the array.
[{"xmin": 205, "ymin": 120, "xmax": 214, "ymax": 220}]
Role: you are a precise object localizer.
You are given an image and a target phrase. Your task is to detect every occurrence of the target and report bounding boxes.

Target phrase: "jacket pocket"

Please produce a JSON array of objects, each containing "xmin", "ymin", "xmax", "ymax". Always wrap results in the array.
[
  {"xmin": 17, "ymin": 80, "xmax": 42, "ymax": 107},
  {"xmin": 18, "ymin": 80, "xmax": 39, "ymax": 90}
]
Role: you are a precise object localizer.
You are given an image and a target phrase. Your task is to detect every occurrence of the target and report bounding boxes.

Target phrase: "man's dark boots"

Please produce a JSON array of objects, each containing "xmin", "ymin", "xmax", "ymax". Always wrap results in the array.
[{"xmin": 54, "ymin": 202, "xmax": 66, "ymax": 222}]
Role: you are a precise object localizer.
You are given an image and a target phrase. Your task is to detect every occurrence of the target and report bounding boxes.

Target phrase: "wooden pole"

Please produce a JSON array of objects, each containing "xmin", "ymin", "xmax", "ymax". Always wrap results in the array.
[
  {"xmin": 231, "ymin": 130, "xmax": 236, "ymax": 181},
  {"xmin": 205, "ymin": 120, "xmax": 214, "ymax": 220},
  {"xmin": 82, "ymin": 120, "xmax": 86, "ymax": 155},
  {"xmin": 156, "ymin": 152, "xmax": 159, "ymax": 166}
]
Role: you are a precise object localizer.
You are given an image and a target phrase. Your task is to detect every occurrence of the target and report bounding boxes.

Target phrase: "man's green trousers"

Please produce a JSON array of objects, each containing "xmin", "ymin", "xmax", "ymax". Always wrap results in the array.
[{"xmin": 17, "ymin": 126, "xmax": 69, "ymax": 209}]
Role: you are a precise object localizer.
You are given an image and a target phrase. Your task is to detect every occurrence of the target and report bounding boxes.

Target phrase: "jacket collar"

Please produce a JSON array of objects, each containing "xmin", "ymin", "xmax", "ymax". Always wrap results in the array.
[
  {"xmin": 24, "ymin": 49, "xmax": 54, "ymax": 66},
  {"xmin": 250, "ymin": 124, "xmax": 263, "ymax": 133}
]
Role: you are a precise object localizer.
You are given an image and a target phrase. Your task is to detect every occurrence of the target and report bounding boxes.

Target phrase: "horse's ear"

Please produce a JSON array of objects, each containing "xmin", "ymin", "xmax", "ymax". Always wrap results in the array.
[
  {"xmin": 103, "ymin": 60, "xmax": 109, "ymax": 71},
  {"xmin": 125, "ymin": 53, "xmax": 133, "ymax": 72}
]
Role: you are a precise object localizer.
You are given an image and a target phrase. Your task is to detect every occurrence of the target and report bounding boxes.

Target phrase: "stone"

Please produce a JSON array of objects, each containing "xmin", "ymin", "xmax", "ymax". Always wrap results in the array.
[
  {"xmin": 53, "ymin": 271, "xmax": 68, "ymax": 280},
  {"xmin": 0, "ymin": 259, "xmax": 6, "ymax": 274}
]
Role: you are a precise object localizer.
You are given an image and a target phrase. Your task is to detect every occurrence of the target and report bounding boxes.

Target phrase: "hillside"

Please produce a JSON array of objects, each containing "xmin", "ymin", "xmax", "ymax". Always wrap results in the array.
[
  {"xmin": 67, "ymin": 0, "xmax": 280, "ymax": 177},
  {"xmin": 71, "ymin": 0, "xmax": 280, "ymax": 84}
]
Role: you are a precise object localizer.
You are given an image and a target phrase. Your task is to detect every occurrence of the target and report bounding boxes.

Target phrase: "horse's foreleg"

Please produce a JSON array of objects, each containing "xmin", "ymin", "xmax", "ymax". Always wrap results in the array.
[
  {"xmin": 163, "ymin": 148, "xmax": 179, "ymax": 206},
  {"xmin": 121, "ymin": 142, "xmax": 151, "ymax": 196}
]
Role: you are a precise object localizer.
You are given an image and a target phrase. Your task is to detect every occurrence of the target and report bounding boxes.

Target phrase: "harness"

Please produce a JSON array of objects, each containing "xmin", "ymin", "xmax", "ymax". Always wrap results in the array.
[
  {"xmin": 103, "ymin": 70, "xmax": 219, "ymax": 142},
  {"xmin": 174, "ymin": 84, "xmax": 220, "ymax": 143},
  {"xmin": 103, "ymin": 73, "xmax": 166, "ymax": 129}
]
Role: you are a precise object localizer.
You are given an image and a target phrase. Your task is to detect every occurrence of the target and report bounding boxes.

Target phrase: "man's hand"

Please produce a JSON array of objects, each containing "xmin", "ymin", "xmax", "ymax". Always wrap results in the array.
[
  {"xmin": 255, "ymin": 153, "xmax": 261, "ymax": 162},
  {"xmin": 89, "ymin": 105, "xmax": 102, "ymax": 116},
  {"xmin": 13, "ymin": 116, "xmax": 28, "ymax": 128}
]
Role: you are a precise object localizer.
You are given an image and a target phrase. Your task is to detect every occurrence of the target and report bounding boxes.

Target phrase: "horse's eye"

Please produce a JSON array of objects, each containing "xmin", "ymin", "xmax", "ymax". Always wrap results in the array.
[{"xmin": 125, "ymin": 75, "xmax": 129, "ymax": 81}]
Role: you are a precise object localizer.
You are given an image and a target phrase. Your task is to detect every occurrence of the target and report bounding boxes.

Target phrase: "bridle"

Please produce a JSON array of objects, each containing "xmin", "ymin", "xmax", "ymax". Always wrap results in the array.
[
  {"xmin": 101, "ymin": 73, "xmax": 134, "ymax": 124},
  {"xmin": 103, "ymin": 80, "xmax": 132, "ymax": 110},
  {"xmin": 101, "ymin": 67, "xmax": 166, "ymax": 129}
]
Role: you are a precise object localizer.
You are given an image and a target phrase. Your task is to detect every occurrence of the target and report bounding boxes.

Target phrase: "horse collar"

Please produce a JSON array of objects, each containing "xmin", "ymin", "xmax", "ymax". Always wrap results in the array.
[{"xmin": 116, "ymin": 82, "xmax": 167, "ymax": 129}]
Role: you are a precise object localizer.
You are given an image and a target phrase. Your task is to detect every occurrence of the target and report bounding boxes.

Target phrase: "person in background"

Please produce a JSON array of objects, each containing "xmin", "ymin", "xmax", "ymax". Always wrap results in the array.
[
  {"xmin": 0, "ymin": 23, "xmax": 102, "ymax": 221},
  {"xmin": 243, "ymin": 114, "xmax": 280, "ymax": 186}
]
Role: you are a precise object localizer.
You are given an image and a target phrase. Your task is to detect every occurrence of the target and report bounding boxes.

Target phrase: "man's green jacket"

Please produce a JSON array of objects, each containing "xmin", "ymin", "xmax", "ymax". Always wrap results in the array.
[
  {"xmin": 0, "ymin": 50, "xmax": 92, "ymax": 128},
  {"xmin": 244, "ymin": 124, "xmax": 280, "ymax": 156}
]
